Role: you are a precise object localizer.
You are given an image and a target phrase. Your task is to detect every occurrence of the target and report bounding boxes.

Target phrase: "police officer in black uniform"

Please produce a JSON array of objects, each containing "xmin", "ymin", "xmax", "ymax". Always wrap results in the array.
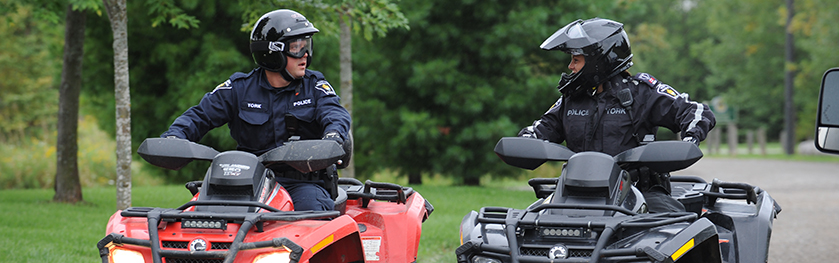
[
  {"xmin": 162, "ymin": 9, "xmax": 351, "ymax": 212},
  {"xmin": 518, "ymin": 18, "xmax": 715, "ymax": 213}
]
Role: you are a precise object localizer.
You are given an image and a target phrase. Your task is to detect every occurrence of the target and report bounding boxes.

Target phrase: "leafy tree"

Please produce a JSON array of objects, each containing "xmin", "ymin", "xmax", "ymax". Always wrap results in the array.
[
  {"xmin": 789, "ymin": 0, "xmax": 839, "ymax": 141},
  {"xmin": 82, "ymin": 0, "xmax": 246, "ymax": 184},
  {"xmin": 618, "ymin": 0, "xmax": 716, "ymax": 101},
  {"xmin": 1, "ymin": 0, "xmax": 100, "ymax": 201},
  {"xmin": 0, "ymin": 3, "xmax": 62, "ymax": 144},
  {"xmin": 237, "ymin": 0, "xmax": 410, "ymax": 178},
  {"xmin": 83, "ymin": 0, "xmax": 409, "ymax": 183},
  {"xmin": 352, "ymin": 0, "xmax": 620, "ymax": 185},
  {"xmin": 689, "ymin": 0, "xmax": 789, "ymax": 140}
]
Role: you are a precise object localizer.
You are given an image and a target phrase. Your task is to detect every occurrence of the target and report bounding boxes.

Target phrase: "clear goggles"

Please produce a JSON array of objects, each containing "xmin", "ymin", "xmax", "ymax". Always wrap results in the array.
[{"xmin": 267, "ymin": 36, "xmax": 312, "ymax": 58}]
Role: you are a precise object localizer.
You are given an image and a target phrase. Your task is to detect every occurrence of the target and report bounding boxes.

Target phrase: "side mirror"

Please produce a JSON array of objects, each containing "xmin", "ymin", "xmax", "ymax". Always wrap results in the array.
[{"xmin": 815, "ymin": 68, "xmax": 839, "ymax": 154}]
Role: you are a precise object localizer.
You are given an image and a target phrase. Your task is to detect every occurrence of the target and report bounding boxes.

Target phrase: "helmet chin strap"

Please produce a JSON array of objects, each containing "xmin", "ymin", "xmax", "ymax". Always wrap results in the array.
[
  {"xmin": 280, "ymin": 69, "xmax": 295, "ymax": 82},
  {"xmin": 278, "ymin": 54, "xmax": 311, "ymax": 82}
]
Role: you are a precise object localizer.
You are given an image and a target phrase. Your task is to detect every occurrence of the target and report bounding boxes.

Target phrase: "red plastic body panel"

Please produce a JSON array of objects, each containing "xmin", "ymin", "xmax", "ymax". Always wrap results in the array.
[{"xmin": 103, "ymin": 186, "xmax": 429, "ymax": 263}]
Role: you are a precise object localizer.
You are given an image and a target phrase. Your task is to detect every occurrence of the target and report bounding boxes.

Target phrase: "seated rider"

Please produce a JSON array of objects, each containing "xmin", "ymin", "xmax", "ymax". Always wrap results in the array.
[
  {"xmin": 161, "ymin": 9, "xmax": 352, "ymax": 211},
  {"xmin": 518, "ymin": 18, "xmax": 716, "ymax": 213}
]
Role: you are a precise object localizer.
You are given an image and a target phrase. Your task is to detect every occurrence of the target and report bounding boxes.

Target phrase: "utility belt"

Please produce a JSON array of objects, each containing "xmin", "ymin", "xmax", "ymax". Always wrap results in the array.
[{"xmin": 628, "ymin": 167, "xmax": 672, "ymax": 195}]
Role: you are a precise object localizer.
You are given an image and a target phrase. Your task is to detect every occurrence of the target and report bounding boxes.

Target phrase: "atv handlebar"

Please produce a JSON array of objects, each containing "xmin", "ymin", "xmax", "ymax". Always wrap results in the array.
[
  {"xmin": 174, "ymin": 200, "xmax": 282, "ymax": 212},
  {"xmin": 527, "ymin": 203, "xmax": 638, "ymax": 216}
]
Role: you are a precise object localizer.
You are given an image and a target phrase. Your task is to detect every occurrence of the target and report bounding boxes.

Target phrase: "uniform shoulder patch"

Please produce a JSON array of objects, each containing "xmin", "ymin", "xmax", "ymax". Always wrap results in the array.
[
  {"xmin": 545, "ymin": 96, "xmax": 563, "ymax": 114},
  {"xmin": 656, "ymin": 84, "xmax": 681, "ymax": 99},
  {"xmin": 315, "ymin": 80, "xmax": 336, "ymax": 96},
  {"xmin": 211, "ymin": 79, "xmax": 233, "ymax": 94},
  {"xmin": 633, "ymin": 73, "xmax": 660, "ymax": 88}
]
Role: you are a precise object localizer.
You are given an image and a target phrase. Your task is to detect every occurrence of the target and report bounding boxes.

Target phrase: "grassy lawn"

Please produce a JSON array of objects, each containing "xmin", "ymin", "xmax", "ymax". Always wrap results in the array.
[
  {"xmin": 0, "ymin": 183, "xmax": 536, "ymax": 262},
  {"xmin": 3, "ymin": 137, "xmax": 836, "ymax": 262}
]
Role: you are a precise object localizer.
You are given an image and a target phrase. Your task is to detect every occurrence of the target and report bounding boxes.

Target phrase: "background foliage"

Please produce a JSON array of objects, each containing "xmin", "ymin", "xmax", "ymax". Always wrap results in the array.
[{"xmin": 1, "ymin": 0, "xmax": 837, "ymax": 188}]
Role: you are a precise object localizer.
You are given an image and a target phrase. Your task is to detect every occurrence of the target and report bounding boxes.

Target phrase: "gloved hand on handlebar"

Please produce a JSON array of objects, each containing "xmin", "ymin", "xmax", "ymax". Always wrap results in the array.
[
  {"xmin": 322, "ymin": 130, "xmax": 344, "ymax": 146},
  {"xmin": 518, "ymin": 125, "xmax": 541, "ymax": 139},
  {"xmin": 682, "ymin": 136, "xmax": 699, "ymax": 146}
]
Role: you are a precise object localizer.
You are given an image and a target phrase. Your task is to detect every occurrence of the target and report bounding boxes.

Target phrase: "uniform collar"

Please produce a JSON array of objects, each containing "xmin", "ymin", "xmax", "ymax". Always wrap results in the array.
[{"xmin": 258, "ymin": 68, "xmax": 304, "ymax": 92}]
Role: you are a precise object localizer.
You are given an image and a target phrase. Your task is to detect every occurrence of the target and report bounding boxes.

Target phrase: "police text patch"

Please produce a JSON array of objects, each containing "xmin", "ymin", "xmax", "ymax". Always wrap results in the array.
[{"xmin": 293, "ymin": 98, "xmax": 312, "ymax": 107}]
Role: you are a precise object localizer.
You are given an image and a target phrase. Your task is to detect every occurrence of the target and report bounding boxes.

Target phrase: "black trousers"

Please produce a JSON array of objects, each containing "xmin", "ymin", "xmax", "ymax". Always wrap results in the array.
[
  {"xmin": 275, "ymin": 177, "xmax": 334, "ymax": 211},
  {"xmin": 642, "ymin": 186, "xmax": 685, "ymax": 213}
]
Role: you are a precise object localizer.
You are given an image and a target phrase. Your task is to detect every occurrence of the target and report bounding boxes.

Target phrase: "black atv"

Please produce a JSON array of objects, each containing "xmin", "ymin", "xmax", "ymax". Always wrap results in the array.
[{"xmin": 456, "ymin": 137, "xmax": 781, "ymax": 263}]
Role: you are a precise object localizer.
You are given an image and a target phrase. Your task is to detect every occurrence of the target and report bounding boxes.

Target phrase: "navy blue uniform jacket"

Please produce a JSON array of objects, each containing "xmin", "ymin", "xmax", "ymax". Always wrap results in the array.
[
  {"xmin": 528, "ymin": 73, "xmax": 715, "ymax": 156},
  {"xmin": 162, "ymin": 68, "xmax": 351, "ymax": 156}
]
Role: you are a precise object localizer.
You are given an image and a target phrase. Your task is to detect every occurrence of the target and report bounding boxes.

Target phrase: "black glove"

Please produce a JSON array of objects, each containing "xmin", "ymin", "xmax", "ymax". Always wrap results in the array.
[
  {"xmin": 323, "ymin": 130, "xmax": 344, "ymax": 145},
  {"xmin": 324, "ymin": 130, "xmax": 351, "ymax": 168},
  {"xmin": 682, "ymin": 136, "xmax": 699, "ymax": 146},
  {"xmin": 518, "ymin": 126, "xmax": 539, "ymax": 139}
]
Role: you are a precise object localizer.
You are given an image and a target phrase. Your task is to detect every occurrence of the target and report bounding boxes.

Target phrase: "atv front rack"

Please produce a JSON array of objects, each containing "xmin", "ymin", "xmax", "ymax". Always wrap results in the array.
[
  {"xmin": 97, "ymin": 202, "xmax": 339, "ymax": 263},
  {"xmin": 458, "ymin": 206, "xmax": 700, "ymax": 263}
]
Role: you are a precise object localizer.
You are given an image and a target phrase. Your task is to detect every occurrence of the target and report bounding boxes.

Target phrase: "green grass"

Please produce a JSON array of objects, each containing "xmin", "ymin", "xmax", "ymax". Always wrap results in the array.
[
  {"xmin": 411, "ymin": 185, "xmax": 535, "ymax": 262},
  {"xmin": 0, "ymin": 186, "xmax": 187, "ymax": 263},
  {"xmin": 0, "ymin": 183, "xmax": 536, "ymax": 262}
]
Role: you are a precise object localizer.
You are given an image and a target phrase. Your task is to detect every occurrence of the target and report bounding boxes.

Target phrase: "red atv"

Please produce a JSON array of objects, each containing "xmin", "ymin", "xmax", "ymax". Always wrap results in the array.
[{"xmin": 97, "ymin": 138, "xmax": 433, "ymax": 263}]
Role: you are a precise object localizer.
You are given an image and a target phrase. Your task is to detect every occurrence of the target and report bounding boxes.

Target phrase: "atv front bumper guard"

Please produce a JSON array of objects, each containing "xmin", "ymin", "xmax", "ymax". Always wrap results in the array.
[
  {"xmin": 457, "ymin": 205, "xmax": 701, "ymax": 263},
  {"xmin": 97, "ymin": 201, "xmax": 340, "ymax": 263}
]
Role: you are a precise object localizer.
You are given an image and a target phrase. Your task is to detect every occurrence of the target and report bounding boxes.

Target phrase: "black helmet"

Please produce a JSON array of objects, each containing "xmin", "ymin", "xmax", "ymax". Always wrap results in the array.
[
  {"xmin": 250, "ymin": 9, "xmax": 319, "ymax": 81},
  {"xmin": 540, "ymin": 18, "xmax": 633, "ymax": 96}
]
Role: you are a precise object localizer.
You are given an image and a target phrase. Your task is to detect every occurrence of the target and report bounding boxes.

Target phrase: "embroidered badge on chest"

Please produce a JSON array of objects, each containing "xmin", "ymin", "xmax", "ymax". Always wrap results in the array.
[{"xmin": 315, "ymin": 80, "xmax": 336, "ymax": 95}]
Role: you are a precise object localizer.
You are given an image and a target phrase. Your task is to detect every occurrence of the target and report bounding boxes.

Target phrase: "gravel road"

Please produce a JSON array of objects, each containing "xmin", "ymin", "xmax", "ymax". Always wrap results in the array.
[{"xmin": 674, "ymin": 157, "xmax": 839, "ymax": 263}]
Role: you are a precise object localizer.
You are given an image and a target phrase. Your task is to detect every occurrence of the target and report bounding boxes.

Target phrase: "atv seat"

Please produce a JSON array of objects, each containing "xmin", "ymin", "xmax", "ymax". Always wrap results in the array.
[{"xmin": 334, "ymin": 187, "xmax": 348, "ymax": 215}]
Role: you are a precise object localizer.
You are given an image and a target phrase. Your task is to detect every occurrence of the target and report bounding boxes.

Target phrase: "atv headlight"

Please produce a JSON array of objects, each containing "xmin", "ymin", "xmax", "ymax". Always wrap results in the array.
[
  {"xmin": 471, "ymin": 255, "xmax": 502, "ymax": 263},
  {"xmin": 253, "ymin": 251, "xmax": 291, "ymax": 263},
  {"xmin": 110, "ymin": 247, "xmax": 144, "ymax": 263}
]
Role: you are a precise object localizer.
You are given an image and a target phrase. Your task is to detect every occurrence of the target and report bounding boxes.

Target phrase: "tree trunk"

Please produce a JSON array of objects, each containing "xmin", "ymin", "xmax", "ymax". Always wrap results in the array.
[
  {"xmin": 463, "ymin": 176, "xmax": 480, "ymax": 186},
  {"xmin": 339, "ymin": 15, "xmax": 355, "ymax": 178},
  {"xmin": 53, "ymin": 4, "xmax": 86, "ymax": 203},
  {"xmin": 104, "ymin": 0, "xmax": 132, "ymax": 210},
  {"xmin": 783, "ymin": 0, "xmax": 796, "ymax": 155},
  {"xmin": 408, "ymin": 171, "xmax": 422, "ymax": 185}
]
